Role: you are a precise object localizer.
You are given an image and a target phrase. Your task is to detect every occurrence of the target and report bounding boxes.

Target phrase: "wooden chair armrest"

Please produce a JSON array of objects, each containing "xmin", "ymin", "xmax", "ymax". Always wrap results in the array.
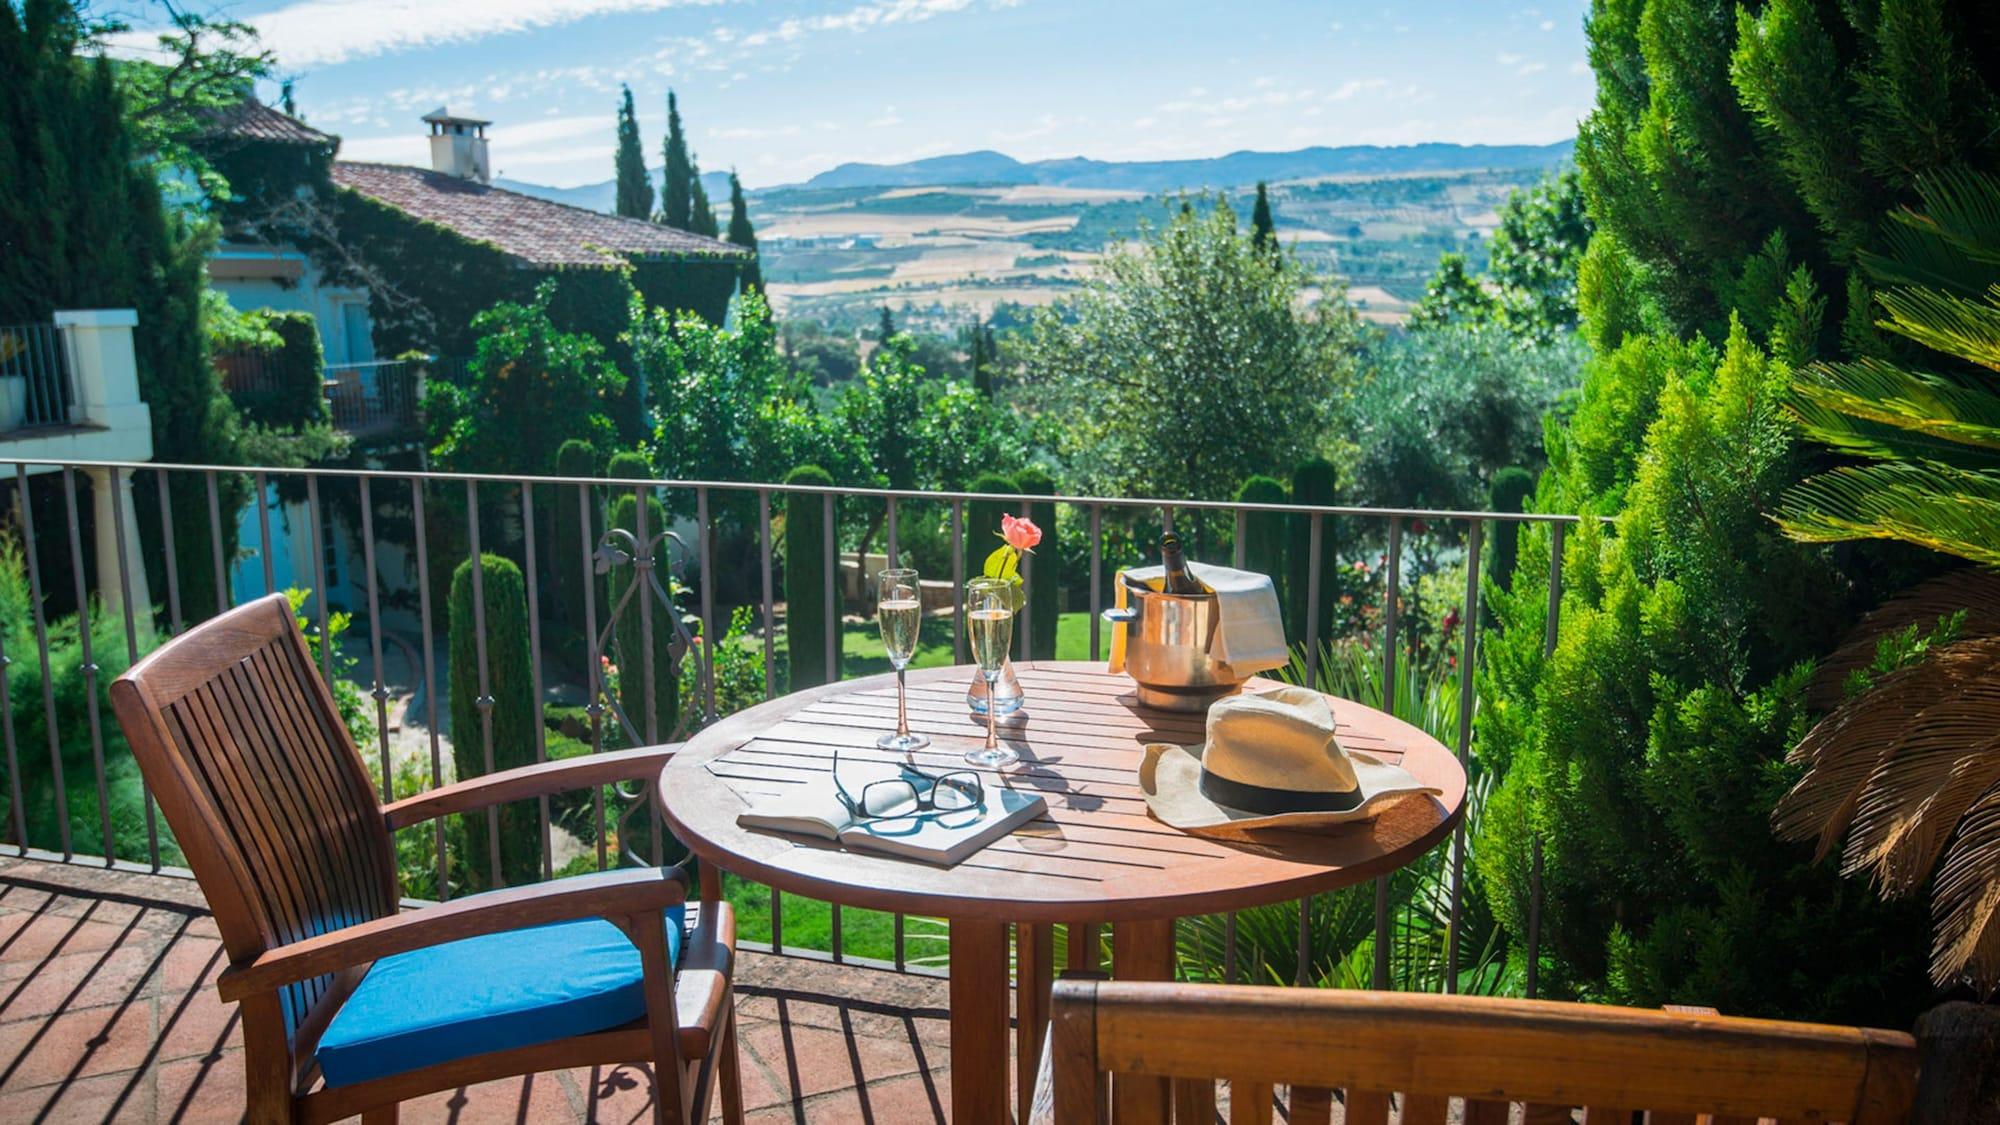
[
  {"xmin": 216, "ymin": 865, "xmax": 690, "ymax": 1003},
  {"xmin": 381, "ymin": 744, "xmax": 678, "ymax": 830}
]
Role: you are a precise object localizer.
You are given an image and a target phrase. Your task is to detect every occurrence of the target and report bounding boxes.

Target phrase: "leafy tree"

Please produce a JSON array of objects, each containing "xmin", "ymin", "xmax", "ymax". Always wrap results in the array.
[
  {"xmin": 1348, "ymin": 326, "xmax": 1580, "ymax": 511},
  {"xmin": 1408, "ymin": 252, "xmax": 1498, "ymax": 331},
  {"xmin": 426, "ymin": 281, "xmax": 625, "ymax": 475},
  {"xmin": 1488, "ymin": 169, "xmax": 1592, "ymax": 341},
  {"xmin": 0, "ymin": 0, "xmax": 250, "ymax": 619},
  {"xmin": 1019, "ymin": 195, "xmax": 1360, "ymax": 503},
  {"xmin": 781, "ymin": 320, "xmax": 861, "ymax": 386},
  {"xmin": 635, "ymin": 289, "xmax": 845, "ymax": 495},
  {"xmin": 1250, "ymin": 181, "xmax": 1277, "ymax": 253},
  {"xmin": 967, "ymin": 316, "xmax": 996, "ymax": 396},
  {"xmin": 613, "ymin": 85, "xmax": 653, "ymax": 221},
  {"xmin": 447, "ymin": 553, "xmax": 539, "ymax": 888},
  {"xmin": 726, "ymin": 171, "xmax": 761, "ymax": 291},
  {"xmin": 660, "ymin": 90, "xmax": 691, "ymax": 230}
]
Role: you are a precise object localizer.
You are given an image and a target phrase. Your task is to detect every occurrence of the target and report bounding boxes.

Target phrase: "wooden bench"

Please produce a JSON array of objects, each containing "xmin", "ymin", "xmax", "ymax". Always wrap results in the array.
[{"xmin": 1037, "ymin": 979, "xmax": 1918, "ymax": 1124}]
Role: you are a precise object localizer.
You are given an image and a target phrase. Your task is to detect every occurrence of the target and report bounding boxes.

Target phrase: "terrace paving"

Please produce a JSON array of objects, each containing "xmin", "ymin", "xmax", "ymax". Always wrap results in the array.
[{"xmin": 0, "ymin": 858, "xmax": 955, "ymax": 1123}]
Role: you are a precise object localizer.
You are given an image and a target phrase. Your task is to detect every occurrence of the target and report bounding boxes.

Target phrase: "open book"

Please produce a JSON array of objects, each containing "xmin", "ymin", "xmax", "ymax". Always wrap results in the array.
[{"xmin": 736, "ymin": 765, "xmax": 1046, "ymax": 867}]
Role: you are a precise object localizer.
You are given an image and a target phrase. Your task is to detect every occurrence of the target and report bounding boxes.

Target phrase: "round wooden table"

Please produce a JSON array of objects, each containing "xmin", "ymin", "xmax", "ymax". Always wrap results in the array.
[{"xmin": 659, "ymin": 661, "xmax": 1465, "ymax": 1125}]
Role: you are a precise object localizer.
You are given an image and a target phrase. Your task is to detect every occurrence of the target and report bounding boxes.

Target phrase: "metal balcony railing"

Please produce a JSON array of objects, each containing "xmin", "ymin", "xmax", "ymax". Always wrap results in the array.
[
  {"xmin": 0, "ymin": 323, "xmax": 78, "ymax": 433},
  {"xmin": 0, "ymin": 457, "xmax": 1585, "ymax": 998}
]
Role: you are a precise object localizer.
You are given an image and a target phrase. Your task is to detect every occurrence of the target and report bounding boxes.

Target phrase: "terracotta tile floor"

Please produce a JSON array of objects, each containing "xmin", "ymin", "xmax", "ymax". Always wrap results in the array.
[{"xmin": 0, "ymin": 857, "xmax": 955, "ymax": 1123}]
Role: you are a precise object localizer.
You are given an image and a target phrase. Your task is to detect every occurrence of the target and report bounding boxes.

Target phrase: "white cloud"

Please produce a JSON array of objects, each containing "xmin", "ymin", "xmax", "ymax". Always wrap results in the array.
[
  {"xmin": 1517, "ymin": 61, "xmax": 1547, "ymax": 75},
  {"xmin": 1496, "ymin": 51, "xmax": 1524, "ymax": 66},
  {"xmin": 869, "ymin": 107, "xmax": 904, "ymax": 127},
  {"xmin": 117, "ymin": 0, "xmax": 734, "ymax": 69},
  {"xmin": 1539, "ymin": 19, "xmax": 1555, "ymax": 31},
  {"xmin": 1326, "ymin": 78, "xmax": 1388, "ymax": 101}
]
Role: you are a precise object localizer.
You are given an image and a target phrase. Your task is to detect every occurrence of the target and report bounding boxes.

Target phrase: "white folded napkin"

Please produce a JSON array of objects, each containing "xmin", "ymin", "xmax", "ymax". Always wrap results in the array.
[{"xmin": 1116, "ymin": 561, "xmax": 1289, "ymax": 676}]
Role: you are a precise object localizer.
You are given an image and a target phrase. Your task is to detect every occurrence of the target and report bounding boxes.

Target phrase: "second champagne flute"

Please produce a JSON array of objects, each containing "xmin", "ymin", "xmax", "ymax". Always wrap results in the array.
[
  {"xmin": 964, "ymin": 577, "xmax": 1018, "ymax": 768},
  {"xmin": 875, "ymin": 568, "xmax": 929, "ymax": 751}
]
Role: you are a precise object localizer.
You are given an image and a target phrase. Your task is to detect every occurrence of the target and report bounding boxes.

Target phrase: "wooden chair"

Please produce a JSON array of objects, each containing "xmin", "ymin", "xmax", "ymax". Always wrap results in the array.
[
  {"xmin": 1040, "ymin": 979, "xmax": 1920, "ymax": 1125},
  {"xmin": 109, "ymin": 593, "xmax": 744, "ymax": 1125}
]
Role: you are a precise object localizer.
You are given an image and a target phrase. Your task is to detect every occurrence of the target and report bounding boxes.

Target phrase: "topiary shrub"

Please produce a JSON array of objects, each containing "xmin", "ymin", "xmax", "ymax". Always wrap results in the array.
[
  {"xmin": 1486, "ymin": 466, "xmax": 1535, "ymax": 596},
  {"xmin": 1286, "ymin": 458, "xmax": 1340, "ymax": 643},
  {"xmin": 550, "ymin": 439, "xmax": 600, "ymax": 668},
  {"xmin": 447, "ymin": 552, "xmax": 539, "ymax": 888},
  {"xmin": 221, "ymin": 311, "xmax": 328, "ymax": 429},
  {"xmin": 605, "ymin": 452, "xmax": 678, "ymax": 741},
  {"xmin": 1015, "ymin": 466, "xmax": 1059, "ymax": 660},
  {"xmin": 784, "ymin": 465, "xmax": 838, "ymax": 688},
  {"xmin": 1235, "ymin": 474, "xmax": 1289, "ymax": 604}
]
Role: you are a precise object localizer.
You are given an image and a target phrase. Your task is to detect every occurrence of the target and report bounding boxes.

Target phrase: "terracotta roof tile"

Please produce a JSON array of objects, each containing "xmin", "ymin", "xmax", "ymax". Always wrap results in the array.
[
  {"xmin": 201, "ymin": 100, "xmax": 338, "ymax": 147},
  {"xmin": 331, "ymin": 162, "xmax": 751, "ymax": 268}
]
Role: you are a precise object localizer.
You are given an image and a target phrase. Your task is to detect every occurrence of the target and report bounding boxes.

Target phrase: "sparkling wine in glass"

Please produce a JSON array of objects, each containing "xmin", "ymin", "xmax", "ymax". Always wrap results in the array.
[
  {"xmin": 964, "ymin": 577, "xmax": 1018, "ymax": 768},
  {"xmin": 875, "ymin": 568, "xmax": 929, "ymax": 752}
]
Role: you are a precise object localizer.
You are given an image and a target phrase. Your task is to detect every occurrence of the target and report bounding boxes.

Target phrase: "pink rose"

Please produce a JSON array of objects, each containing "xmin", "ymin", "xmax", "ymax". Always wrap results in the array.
[{"xmin": 1001, "ymin": 513, "xmax": 1042, "ymax": 551}]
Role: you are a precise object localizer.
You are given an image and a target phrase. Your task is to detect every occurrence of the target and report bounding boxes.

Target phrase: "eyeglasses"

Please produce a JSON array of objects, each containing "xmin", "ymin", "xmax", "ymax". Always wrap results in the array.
[{"xmin": 833, "ymin": 745, "xmax": 984, "ymax": 820}]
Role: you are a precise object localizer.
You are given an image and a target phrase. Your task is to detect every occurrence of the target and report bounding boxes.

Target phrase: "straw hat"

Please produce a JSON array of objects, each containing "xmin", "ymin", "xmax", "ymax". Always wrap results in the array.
[{"xmin": 1138, "ymin": 685, "xmax": 1440, "ymax": 833}]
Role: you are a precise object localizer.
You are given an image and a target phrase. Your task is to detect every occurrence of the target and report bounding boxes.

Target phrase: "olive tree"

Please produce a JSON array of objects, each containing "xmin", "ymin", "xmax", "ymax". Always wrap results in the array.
[{"xmin": 1016, "ymin": 196, "xmax": 1362, "ymax": 504}]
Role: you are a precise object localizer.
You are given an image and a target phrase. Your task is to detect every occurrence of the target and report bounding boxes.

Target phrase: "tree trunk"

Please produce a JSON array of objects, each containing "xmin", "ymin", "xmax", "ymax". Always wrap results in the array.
[{"xmin": 1914, "ymin": 1001, "xmax": 2000, "ymax": 1124}]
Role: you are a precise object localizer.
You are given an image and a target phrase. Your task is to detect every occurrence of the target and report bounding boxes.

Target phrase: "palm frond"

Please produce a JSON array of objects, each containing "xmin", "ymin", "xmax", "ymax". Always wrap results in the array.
[
  {"xmin": 1841, "ymin": 640, "xmax": 2000, "ymax": 895},
  {"xmin": 1810, "ymin": 569, "xmax": 2000, "ymax": 709},
  {"xmin": 1860, "ymin": 168, "xmax": 2000, "ymax": 296},
  {"xmin": 1932, "ymin": 778, "xmax": 2000, "ymax": 995},
  {"xmin": 1790, "ymin": 356, "xmax": 2000, "ymax": 454},
  {"xmin": 1875, "ymin": 286, "xmax": 2000, "ymax": 374},
  {"xmin": 1773, "ymin": 653, "xmax": 1963, "ymax": 859},
  {"xmin": 1776, "ymin": 461, "xmax": 2000, "ymax": 568}
]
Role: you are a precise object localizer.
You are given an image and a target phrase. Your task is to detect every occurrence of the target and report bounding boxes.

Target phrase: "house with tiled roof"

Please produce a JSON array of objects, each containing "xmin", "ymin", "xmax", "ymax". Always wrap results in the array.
[{"xmin": 202, "ymin": 101, "xmax": 752, "ymax": 364}]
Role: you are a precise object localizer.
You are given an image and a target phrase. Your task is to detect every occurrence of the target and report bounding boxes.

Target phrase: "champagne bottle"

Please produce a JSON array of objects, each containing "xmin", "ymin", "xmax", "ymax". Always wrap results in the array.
[{"xmin": 1158, "ymin": 532, "xmax": 1206, "ymax": 595}]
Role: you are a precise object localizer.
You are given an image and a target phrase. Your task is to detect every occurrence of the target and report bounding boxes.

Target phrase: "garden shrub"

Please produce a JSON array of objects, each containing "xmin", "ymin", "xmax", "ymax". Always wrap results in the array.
[
  {"xmin": 1485, "ymin": 466, "xmax": 1534, "ymax": 595},
  {"xmin": 1286, "ymin": 458, "xmax": 1339, "ymax": 643},
  {"xmin": 1015, "ymin": 466, "xmax": 1058, "ymax": 660},
  {"xmin": 1234, "ymin": 474, "xmax": 1288, "ymax": 596},
  {"xmin": 447, "ymin": 552, "xmax": 539, "ymax": 888},
  {"xmin": 605, "ymin": 452, "xmax": 678, "ymax": 741}
]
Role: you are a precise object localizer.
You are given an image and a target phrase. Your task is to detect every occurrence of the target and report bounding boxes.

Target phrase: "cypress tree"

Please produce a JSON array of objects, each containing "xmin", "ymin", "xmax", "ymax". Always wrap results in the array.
[
  {"xmin": 689, "ymin": 157, "xmax": 719, "ymax": 238},
  {"xmin": 783, "ymin": 465, "xmax": 838, "ymax": 688},
  {"xmin": 877, "ymin": 305, "xmax": 897, "ymax": 341},
  {"xmin": 1485, "ymin": 466, "xmax": 1534, "ymax": 598},
  {"xmin": 605, "ymin": 452, "xmax": 678, "ymax": 741},
  {"xmin": 1285, "ymin": 458, "xmax": 1339, "ymax": 645},
  {"xmin": 447, "ymin": 554, "xmax": 539, "ymax": 888},
  {"xmin": 1015, "ymin": 466, "xmax": 1058, "ymax": 661},
  {"xmin": 970, "ymin": 316, "xmax": 992, "ymax": 396},
  {"xmin": 551, "ymin": 439, "xmax": 600, "ymax": 664},
  {"xmin": 1249, "ymin": 182, "xmax": 1276, "ymax": 253},
  {"xmin": 1234, "ymin": 474, "xmax": 1288, "ymax": 599},
  {"xmin": 613, "ymin": 85, "xmax": 653, "ymax": 221},
  {"xmin": 660, "ymin": 90, "xmax": 691, "ymax": 230},
  {"xmin": 726, "ymin": 171, "xmax": 762, "ymax": 291}
]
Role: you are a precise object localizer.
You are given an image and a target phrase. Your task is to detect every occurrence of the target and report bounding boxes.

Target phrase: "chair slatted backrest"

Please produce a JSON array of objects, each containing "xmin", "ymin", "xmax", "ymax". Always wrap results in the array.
[
  {"xmin": 111, "ymin": 594, "xmax": 399, "ymax": 1043},
  {"xmin": 1046, "ymin": 981, "xmax": 1920, "ymax": 1125}
]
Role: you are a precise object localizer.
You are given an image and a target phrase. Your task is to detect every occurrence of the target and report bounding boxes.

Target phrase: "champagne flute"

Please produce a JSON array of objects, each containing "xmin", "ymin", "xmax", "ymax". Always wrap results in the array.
[
  {"xmin": 875, "ymin": 568, "xmax": 930, "ymax": 752},
  {"xmin": 964, "ymin": 577, "xmax": 1018, "ymax": 768}
]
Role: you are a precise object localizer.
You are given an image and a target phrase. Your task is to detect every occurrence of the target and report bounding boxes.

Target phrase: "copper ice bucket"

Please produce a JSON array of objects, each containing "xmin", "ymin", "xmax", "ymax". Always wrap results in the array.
[{"xmin": 1101, "ymin": 575, "xmax": 1249, "ymax": 712}]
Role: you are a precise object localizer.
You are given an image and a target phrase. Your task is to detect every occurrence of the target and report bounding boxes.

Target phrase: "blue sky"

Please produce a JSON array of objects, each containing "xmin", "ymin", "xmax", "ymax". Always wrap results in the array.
[{"xmin": 124, "ymin": 0, "xmax": 1594, "ymax": 189}]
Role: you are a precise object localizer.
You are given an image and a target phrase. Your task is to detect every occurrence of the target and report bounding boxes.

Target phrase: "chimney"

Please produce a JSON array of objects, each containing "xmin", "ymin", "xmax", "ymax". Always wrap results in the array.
[{"xmin": 422, "ymin": 107, "xmax": 492, "ymax": 184}]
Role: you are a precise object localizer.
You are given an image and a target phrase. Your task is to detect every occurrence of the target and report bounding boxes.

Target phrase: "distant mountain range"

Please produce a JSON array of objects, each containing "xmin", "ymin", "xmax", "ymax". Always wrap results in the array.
[{"xmin": 497, "ymin": 140, "xmax": 1574, "ymax": 213}]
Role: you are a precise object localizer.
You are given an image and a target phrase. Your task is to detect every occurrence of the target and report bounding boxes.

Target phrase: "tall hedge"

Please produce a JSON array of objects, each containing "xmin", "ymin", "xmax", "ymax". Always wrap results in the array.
[
  {"xmin": 447, "ymin": 553, "xmax": 538, "ymax": 888},
  {"xmin": 1286, "ymin": 458, "xmax": 1339, "ymax": 644},
  {"xmin": 1015, "ymin": 466, "xmax": 1058, "ymax": 660},
  {"xmin": 606, "ymin": 453, "xmax": 678, "ymax": 740},
  {"xmin": 550, "ymin": 439, "xmax": 599, "ymax": 667},
  {"xmin": 1234, "ymin": 474, "xmax": 1288, "ymax": 598},
  {"xmin": 784, "ymin": 465, "xmax": 837, "ymax": 688}
]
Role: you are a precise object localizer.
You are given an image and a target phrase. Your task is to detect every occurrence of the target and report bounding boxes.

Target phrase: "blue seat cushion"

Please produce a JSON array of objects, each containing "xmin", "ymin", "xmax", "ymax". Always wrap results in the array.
[{"xmin": 315, "ymin": 902, "xmax": 685, "ymax": 1088}]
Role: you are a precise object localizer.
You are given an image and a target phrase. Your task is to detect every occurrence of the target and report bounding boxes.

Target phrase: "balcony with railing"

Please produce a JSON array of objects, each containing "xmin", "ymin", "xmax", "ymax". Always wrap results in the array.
[{"xmin": 0, "ymin": 457, "xmax": 1942, "ymax": 1123}]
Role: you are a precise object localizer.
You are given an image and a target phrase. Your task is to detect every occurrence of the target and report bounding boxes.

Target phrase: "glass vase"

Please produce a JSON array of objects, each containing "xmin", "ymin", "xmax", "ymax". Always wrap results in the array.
[{"xmin": 966, "ymin": 658, "xmax": 1024, "ymax": 715}]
